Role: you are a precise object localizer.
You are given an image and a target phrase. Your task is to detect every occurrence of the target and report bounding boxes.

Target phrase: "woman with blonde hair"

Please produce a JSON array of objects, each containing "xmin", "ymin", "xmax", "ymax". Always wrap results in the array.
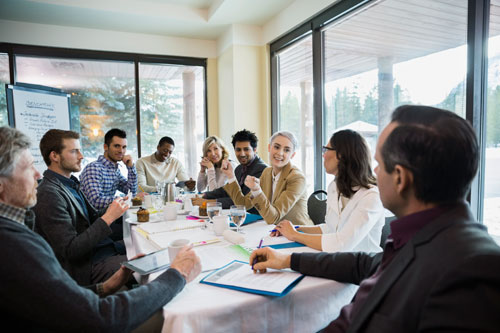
[
  {"xmin": 197, "ymin": 136, "xmax": 235, "ymax": 192},
  {"xmin": 222, "ymin": 131, "xmax": 312, "ymax": 225}
]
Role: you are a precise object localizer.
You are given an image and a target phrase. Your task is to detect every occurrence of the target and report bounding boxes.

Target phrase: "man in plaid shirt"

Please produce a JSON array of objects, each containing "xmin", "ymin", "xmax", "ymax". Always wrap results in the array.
[{"xmin": 80, "ymin": 128, "xmax": 137, "ymax": 210}]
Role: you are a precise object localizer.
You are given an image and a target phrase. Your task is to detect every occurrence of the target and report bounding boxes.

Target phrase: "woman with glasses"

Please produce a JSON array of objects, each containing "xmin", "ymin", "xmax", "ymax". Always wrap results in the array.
[
  {"xmin": 221, "ymin": 131, "xmax": 313, "ymax": 225},
  {"xmin": 273, "ymin": 129, "xmax": 384, "ymax": 252}
]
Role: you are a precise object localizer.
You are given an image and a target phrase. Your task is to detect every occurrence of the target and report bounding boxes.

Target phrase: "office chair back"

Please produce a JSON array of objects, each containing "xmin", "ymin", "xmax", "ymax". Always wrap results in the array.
[{"xmin": 307, "ymin": 190, "xmax": 327, "ymax": 225}]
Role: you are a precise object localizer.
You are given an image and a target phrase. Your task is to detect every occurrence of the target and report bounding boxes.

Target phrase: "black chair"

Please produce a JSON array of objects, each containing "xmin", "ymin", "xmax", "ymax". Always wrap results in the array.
[
  {"xmin": 307, "ymin": 190, "xmax": 327, "ymax": 225},
  {"xmin": 380, "ymin": 215, "xmax": 397, "ymax": 248}
]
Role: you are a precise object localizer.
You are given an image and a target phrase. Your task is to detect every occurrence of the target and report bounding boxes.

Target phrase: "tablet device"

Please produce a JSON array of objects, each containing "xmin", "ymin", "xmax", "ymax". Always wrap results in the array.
[{"xmin": 122, "ymin": 248, "xmax": 171, "ymax": 275}]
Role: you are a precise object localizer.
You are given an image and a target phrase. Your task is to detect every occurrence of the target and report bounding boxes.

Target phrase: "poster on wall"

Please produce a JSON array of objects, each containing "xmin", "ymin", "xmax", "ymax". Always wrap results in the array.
[{"xmin": 6, "ymin": 83, "xmax": 72, "ymax": 174}]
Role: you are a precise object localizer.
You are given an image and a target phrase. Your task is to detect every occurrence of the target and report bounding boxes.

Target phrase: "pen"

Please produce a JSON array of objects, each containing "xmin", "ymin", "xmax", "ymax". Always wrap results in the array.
[
  {"xmin": 192, "ymin": 239, "xmax": 221, "ymax": 247},
  {"xmin": 270, "ymin": 225, "xmax": 300, "ymax": 233},
  {"xmin": 252, "ymin": 238, "xmax": 263, "ymax": 270}
]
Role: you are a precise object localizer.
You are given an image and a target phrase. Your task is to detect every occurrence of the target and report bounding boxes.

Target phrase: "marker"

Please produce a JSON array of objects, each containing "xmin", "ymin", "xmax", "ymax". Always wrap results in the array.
[
  {"xmin": 270, "ymin": 225, "xmax": 300, "ymax": 233},
  {"xmin": 252, "ymin": 238, "xmax": 263, "ymax": 270},
  {"xmin": 192, "ymin": 239, "xmax": 220, "ymax": 247}
]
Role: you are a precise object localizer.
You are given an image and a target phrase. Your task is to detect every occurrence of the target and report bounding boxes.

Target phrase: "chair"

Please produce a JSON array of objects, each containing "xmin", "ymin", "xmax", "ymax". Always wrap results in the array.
[
  {"xmin": 307, "ymin": 190, "xmax": 327, "ymax": 225},
  {"xmin": 380, "ymin": 215, "xmax": 397, "ymax": 248}
]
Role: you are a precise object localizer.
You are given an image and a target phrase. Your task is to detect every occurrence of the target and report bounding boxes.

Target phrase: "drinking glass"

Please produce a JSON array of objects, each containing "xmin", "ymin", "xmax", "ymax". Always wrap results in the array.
[
  {"xmin": 230, "ymin": 205, "xmax": 246, "ymax": 233},
  {"xmin": 155, "ymin": 180, "xmax": 165, "ymax": 199},
  {"xmin": 152, "ymin": 194, "xmax": 163, "ymax": 211},
  {"xmin": 207, "ymin": 202, "xmax": 222, "ymax": 223}
]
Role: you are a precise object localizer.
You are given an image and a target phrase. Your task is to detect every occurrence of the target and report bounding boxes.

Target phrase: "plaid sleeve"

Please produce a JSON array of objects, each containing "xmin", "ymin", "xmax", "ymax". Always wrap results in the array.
[
  {"xmin": 117, "ymin": 165, "xmax": 137, "ymax": 197},
  {"xmin": 80, "ymin": 163, "xmax": 115, "ymax": 210}
]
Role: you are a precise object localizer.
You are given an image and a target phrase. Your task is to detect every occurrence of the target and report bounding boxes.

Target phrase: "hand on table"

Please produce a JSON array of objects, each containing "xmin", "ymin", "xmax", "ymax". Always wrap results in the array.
[
  {"xmin": 184, "ymin": 178, "xmax": 196, "ymax": 191},
  {"xmin": 273, "ymin": 220, "xmax": 300, "ymax": 241},
  {"xmin": 249, "ymin": 247, "xmax": 291, "ymax": 273},
  {"xmin": 170, "ymin": 245, "xmax": 202, "ymax": 283},
  {"xmin": 101, "ymin": 197, "xmax": 129, "ymax": 225}
]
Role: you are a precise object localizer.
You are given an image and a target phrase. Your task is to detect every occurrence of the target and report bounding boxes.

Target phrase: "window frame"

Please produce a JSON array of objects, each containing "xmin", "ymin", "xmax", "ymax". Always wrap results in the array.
[
  {"xmin": 270, "ymin": 0, "xmax": 490, "ymax": 223},
  {"xmin": 0, "ymin": 42, "xmax": 208, "ymax": 158}
]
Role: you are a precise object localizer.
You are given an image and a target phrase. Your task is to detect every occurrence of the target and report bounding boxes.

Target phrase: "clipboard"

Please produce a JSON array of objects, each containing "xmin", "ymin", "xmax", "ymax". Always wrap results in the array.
[{"xmin": 200, "ymin": 260, "xmax": 304, "ymax": 297}]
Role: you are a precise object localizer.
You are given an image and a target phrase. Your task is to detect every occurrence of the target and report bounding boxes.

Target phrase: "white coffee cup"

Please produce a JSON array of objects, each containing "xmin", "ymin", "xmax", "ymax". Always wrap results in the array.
[
  {"xmin": 144, "ymin": 195, "xmax": 153, "ymax": 208},
  {"xmin": 184, "ymin": 197, "xmax": 193, "ymax": 212},
  {"xmin": 212, "ymin": 215, "xmax": 230, "ymax": 236},
  {"xmin": 168, "ymin": 239, "xmax": 191, "ymax": 262},
  {"xmin": 164, "ymin": 202, "xmax": 178, "ymax": 221}
]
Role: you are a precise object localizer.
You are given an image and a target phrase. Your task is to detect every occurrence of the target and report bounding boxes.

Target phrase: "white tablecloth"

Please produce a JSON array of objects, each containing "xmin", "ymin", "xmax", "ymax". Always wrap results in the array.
[{"xmin": 124, "ymin": 210, "xmax": 358, "ymax": 333}]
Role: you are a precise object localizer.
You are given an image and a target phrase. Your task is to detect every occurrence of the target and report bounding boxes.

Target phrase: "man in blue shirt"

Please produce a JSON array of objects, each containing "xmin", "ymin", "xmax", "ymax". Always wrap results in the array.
[
  {"xmin": 80, "ymin": 128, "xmax": 138, "ymax": 210},
  {"xmin": 34, "ymin": 129, "xmax": 131, "ymax": 285}
]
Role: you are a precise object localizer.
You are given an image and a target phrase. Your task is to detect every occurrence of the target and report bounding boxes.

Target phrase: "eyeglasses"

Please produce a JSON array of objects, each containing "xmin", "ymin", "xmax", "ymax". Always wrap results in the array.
[{"xmin": 322, "ymin": 146, "xmax": 335, "ymax": 154}]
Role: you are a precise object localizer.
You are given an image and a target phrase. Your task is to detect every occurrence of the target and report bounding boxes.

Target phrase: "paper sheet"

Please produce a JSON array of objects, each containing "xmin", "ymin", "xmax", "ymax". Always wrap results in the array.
[
  {"xmin": 202, "ymin": 261, "xmax": 303, "ymax": 294},
  {"xmin": 196, "ymin": 245, "xmax": 252, "ymax": 272}
]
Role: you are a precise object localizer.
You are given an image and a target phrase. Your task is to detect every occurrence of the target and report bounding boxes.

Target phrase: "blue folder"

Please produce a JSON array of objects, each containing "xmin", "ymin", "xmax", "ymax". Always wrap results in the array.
[
  {"xmin": 200, "ymin": 260, "xmax": 305, "ymax": 297},
  {"xmin": 263, "ymin": 242, "xmax": 306, "ymax": 249}
]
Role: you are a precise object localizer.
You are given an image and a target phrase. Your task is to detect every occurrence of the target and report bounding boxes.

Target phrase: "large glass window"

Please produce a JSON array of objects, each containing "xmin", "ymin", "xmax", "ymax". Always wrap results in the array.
[
  {"xmin": 0, "ymin": 53, "xmax": 9, "ymax": 126},
  {"xmin": 139, "ymin": 63, "xmax": 206, "ymax": 178},
  {"xmin": 15, "ymin": 56, "xmax": 137, "ymax": 169},
  {"xmin": 484, "ymin": 0, "xmax": 500, "ymax": 237},
  {"xmin": 276, "ymin": 36, "xmax": 314, "ymax": 194},
  {"xmin": 322, "ymin": 0, "xmax": 467, "ymax": 186}
]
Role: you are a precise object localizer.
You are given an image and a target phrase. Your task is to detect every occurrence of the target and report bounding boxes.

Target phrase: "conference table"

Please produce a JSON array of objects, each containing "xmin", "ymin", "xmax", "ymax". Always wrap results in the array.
[{"xmin": 123, "ymin": 207, "xmax": 358, "ymax": 333}]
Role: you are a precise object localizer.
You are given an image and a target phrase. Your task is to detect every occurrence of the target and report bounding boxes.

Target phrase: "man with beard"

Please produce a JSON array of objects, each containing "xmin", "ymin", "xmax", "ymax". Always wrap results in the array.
[
  {"xmin": 80, "ymin": 128, "xmax": 137, "ymax": 210},
  {"xmin": 0, "ymin": 126, "xmax": 201, "ymax": 331},
  {"xmin": 192, "ymin": 129, "xmax": 267, "ymax": 212},
  {"xmin": 34, "ymin": 129, "xmax": 131, "ymax": 285}
]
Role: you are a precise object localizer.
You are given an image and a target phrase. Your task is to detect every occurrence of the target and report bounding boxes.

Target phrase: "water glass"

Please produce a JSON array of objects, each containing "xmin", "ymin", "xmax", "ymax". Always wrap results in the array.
[
  {"xmin": 230, "ymin": 205, "xmax": 246, "ymax": 233},
  {"xmin": 207, "ymin": 202, "xmax": 222, "ymax": 223},
  {"xmin": 155, "ymin": 180, "xmax": 166, "ymax": 198},
  {"xmin": 152, "ymin": 194, "xmax": 163, "ymax": 211}
]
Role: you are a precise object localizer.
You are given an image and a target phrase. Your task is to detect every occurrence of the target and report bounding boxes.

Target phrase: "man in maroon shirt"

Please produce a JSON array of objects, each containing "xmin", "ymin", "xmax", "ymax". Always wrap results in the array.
[{"xmin": 251, "ymin": 105, "xmax": 500, "ymax": 332}]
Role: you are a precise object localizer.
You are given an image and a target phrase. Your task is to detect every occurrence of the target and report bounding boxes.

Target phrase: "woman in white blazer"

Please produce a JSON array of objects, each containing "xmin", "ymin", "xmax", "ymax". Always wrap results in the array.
[{"xmin": 273, "ymin": 129, "xmax": 384, "ymax": 253}]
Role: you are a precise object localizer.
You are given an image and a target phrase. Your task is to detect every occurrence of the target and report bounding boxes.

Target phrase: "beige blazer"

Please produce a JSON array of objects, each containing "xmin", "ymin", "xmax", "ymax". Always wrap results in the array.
[{"xmin": 224, "ymin": 163, "xmax": 313, "ymax": 225}]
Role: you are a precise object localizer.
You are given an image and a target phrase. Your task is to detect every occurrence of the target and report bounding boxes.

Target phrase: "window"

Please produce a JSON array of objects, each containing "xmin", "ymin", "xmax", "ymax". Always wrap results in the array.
[
  {"xmin": 0, "ymin": 53, "xmax": 9, "ymax": 126},
  {"xmin": 15, "ymin": 56, "xmax": 137, "ymax": 168},
  {"xmin": 484, "ymin": 0, "xmax": 500, "ymax": 237},
  {"xmin": 276, "ymin": 36, "xmax": 314, "ymax": 194},
  {"xmin": 322, "ymin": 0, "xmax": 467, "ymax": 185},
  {"xmin": 139, "ymin": 63, "xmax": 206, "ymax": 178}
]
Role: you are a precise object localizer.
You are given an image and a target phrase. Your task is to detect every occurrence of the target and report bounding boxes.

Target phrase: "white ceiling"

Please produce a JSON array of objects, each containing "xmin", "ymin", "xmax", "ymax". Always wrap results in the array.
[{"xmin": 0, "ymin": 0, "xmax": 296, "ymax": 40}]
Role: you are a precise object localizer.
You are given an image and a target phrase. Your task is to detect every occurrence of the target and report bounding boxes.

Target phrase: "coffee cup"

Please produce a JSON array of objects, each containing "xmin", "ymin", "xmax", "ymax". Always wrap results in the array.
[
  {"xmin": 163, "ymin": 202, "xmax": 178, "ymax": 221},
  {"xmin": 212, "ymin": 215, "xmax": 230, "ymax": 236},
  {"xmin": 168, "ymin": 239, "xmax": 191, "ymax": 262},
  {"xmin": 144, "ymin": 195, "xmax": 153, "ymax": 208}
]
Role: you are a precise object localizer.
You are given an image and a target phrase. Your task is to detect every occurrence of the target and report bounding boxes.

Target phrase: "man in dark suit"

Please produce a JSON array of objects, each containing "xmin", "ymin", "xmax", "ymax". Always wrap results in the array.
[
  {"xmin": 34, "ymin": 129, "xmax": 130, "ymax": 286},
  {"xmin": 193, "ymin": 129, "xmax": 267, "ymax": 213},
  {"xmin": 250, "ymin": 105, "xmax": 500, "ymax": 332}
]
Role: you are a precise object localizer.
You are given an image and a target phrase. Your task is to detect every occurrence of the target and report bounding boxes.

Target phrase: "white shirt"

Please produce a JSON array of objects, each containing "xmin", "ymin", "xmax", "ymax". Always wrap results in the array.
[{"xmin": 319, "ymin": 180, "xmax": 384, "ymax": 253}]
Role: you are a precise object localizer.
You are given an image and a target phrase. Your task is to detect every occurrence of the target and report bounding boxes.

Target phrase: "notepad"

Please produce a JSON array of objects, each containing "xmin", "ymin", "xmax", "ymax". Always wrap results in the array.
[
  {"xmin": 200, "ymin": 260, "xmax": 304, "ymax": 297},
  {"xmin": 261, "ymin": 235, "xmax": 306, "ymax": 249},
  {"xmin": 138, "ymin": 220, "xmax": 204, "ymax": 234},
  {"xmin": 195, "ymin": 245, "xmax": 252, "ymax": 272}
]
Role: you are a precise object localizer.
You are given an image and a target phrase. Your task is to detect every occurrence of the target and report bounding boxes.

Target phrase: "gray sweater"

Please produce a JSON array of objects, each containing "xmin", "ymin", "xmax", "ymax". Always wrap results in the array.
[{"xmin": 0, "ymin": 214, "xmax": 185, "ymax": 332}]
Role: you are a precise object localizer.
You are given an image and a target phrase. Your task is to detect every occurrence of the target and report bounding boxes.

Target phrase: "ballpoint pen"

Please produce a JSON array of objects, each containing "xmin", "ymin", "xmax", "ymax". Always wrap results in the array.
[{"xmin": 252, "ymin": 238, "xmax": 263, "ymax": 270}]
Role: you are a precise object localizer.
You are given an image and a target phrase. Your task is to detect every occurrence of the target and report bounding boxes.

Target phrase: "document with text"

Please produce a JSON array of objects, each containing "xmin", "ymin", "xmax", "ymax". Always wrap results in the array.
[{"xmin": 200, "ymin": 260, "xmax": 304, "ymax": 296}]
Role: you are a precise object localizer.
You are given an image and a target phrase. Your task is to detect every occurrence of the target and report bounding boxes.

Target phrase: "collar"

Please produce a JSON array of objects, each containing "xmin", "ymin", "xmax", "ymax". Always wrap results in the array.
[
  {"xmin": 98, "ymin": 155, "xmax": 118, "ymax": 170},
  {"xmin": 0, "ymin": 201, "xmax": 28, "ymax": 225},
  {"xmin": 389, "ymin": 205, "xmax": 454, "ymax": 249},
  {"xmin": 45, "ymin": 169, "xmax": 80, "ymax": 190}
]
